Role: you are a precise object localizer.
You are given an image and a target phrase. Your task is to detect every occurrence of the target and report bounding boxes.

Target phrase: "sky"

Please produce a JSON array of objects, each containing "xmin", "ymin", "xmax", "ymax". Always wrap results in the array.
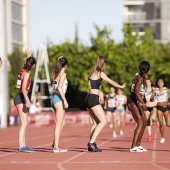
[{"xmin": 30, "ymin": 0, "xmax": 123, "ymax": 54}]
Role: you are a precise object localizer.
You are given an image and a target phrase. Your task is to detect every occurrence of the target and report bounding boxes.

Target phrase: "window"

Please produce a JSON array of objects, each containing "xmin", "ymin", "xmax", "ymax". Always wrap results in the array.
[
  {"xmin": 12, "ymin": 2, "xmax": 22, "ymax": 21},
  {"xmin": 12, "ymin": 23, "xmax": 23, "ymax": 42}
]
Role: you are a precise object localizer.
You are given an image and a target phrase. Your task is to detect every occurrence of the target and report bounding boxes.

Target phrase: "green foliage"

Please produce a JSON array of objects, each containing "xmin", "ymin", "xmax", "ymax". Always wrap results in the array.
[
  {"xmin": 8, "ymin": 47, "xmax": 25, "ymax": 99},
  {"xmin": 8, "ymin": 24, "xmax": 170, "ymax": 109}
]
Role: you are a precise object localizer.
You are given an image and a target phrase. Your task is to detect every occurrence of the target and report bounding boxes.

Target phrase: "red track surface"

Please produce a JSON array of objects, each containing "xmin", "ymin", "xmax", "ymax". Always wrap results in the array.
[{"xmin": 0, "ymin": 123, "xmax": 170, "ymax": 170}]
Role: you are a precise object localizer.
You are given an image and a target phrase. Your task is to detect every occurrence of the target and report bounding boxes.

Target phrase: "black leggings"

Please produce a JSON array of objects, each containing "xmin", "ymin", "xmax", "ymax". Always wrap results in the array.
[{"xmin": 85, "ymin": 93, "xmax": 99, "ymax": 109}]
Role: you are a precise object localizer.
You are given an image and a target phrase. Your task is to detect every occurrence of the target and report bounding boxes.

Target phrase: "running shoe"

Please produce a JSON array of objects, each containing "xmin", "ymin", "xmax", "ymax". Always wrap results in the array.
[
  {"xmin": 109, "ymin": 123, "xmax": 113, "ymax": 128},
  {"xmin": 152, "ymin": 123, "xmax": 156, "ymax": 130},
  {"xmin": 113, "ymin": 131, "xmax": 117, "ymax": 138},
  {"xmin": 130, "ymin": 146, "xmax": 143, "ymax": 153},
  {"xmin": 53, "ymin": 147, "xmax": 68, "ymax": 153},
  {"xmin": 147, "ymin": 135, "xmax": 152, "ymax": 142},
  {"xmin": 120, "ymin": 130, "xmax": 123, "ymax": 135},
  {"xmin": 160, "ymin": 138, "xmax": 165, "ymax": 143},
  {"xmin": 137, "ymin": 146, "xmax": 147, "ymax": 152},
  {"xmin": 18, "ymin": 146, "xmax": 35, "ymax": 153}
]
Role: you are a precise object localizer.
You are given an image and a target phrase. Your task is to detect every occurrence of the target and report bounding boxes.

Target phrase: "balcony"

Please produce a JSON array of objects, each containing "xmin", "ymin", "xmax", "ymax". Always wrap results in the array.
[{"xmin": 124, "ymin": 12, "xmax": 146, "ymax": 22}]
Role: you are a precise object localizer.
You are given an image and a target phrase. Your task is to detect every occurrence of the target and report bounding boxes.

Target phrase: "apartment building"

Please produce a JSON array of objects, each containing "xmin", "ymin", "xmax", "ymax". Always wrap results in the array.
[{"xmin": 124, "ymin": 0, "xmax": 170, "ymax": 43}]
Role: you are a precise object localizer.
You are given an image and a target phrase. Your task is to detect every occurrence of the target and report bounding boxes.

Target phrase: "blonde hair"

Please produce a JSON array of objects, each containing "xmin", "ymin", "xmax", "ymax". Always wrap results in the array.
[{"xmin": 90, "ymin": 56, "xmax": 106, "ymax": 76}]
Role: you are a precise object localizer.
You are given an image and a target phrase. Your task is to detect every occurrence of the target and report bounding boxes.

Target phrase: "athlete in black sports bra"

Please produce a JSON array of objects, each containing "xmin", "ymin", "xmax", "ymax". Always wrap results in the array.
[
  {"xmin": 127, "ymin": 61, "xmax": 150, "ymax": 153},
  {"xmin": 85, "ymin": 56, "xmax": 126, "ymax": 152}
]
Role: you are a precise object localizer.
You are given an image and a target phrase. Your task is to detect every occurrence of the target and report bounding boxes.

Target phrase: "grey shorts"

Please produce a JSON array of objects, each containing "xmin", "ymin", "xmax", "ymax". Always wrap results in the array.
[{"xmin": 14, "ymin": 93, "xmax": 26, "ymax": 106}]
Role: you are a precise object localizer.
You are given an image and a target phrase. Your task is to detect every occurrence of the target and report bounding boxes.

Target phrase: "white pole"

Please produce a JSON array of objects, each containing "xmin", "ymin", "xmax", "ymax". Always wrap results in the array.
[{"xmin": 0, "ymin": 0, "xmax": 9, "ymax": 128}]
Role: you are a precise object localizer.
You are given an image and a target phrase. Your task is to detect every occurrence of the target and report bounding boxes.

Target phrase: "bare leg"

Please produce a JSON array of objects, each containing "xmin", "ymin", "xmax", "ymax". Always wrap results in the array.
[
  {"xmin": 164, "ymin": 110, "xmax": 170, "ymax": 127},
  {"xmin": 16, "ymin": 104, "xmax": 28, "ymax": 147},
  {"xmin": 157, "ymin": 110, "xmax": 164, "ymax": 138},
  {"xmin": 128, "ymin": 103, "xmax": 146, "ymax": 148},
  {"xmin": 89, "ymin": 105, "xmax": 107, "ymax": 143},
  {"xmin": 113, "ymin": 112, "xmax": 118, "ymax": 136},
  {"xmin": 53, "ymin": 102, "xmax": 65, "ymax": 149}
]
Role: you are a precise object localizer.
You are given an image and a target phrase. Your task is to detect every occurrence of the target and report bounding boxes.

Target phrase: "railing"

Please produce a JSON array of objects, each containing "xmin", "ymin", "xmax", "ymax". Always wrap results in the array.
[{"xmin": 124, "ymin": 12, "xmax": 146, "ymax": 22}]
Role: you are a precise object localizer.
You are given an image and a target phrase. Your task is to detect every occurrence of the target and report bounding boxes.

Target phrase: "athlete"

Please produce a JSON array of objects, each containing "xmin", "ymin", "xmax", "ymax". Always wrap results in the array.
[
  {"xmin": 14, "ymin": 49, "xmax": 36, "ymax": 153},
  {"xmin": 127, "ymin": 61, "xmax": 150, "ymax": 152},
  {"xmin": 104, "ymin": 86, "xmax": 117, "ymax": 135},
  {"xmin": 144, "ymin": 78, "xmax": 157, "ymax": 141},
  {"xmin": 51, "ymin": 56, "xmax": 68, "ymax": 153},
  {"xmin": 85, "ymin": 56, "xmax": 126, "ymax": 152},
  {"xmin": 115, "ymin": 88, "xmax": 127, "ymax": 136},
  {"xmin": 151, "ymin": 77, "xmax": 170, "ymax": 143}
]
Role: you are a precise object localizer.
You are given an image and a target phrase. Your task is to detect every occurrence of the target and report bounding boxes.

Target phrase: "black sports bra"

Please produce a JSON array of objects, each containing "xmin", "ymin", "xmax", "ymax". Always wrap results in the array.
[{"xmin": 88, "ymin": 77, "xmax": 102, "ymax": 89}]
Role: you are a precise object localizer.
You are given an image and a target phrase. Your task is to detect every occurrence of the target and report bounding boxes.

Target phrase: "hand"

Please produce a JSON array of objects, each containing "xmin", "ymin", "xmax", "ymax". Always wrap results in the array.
[
  {"xmin": 120, "ymin": 83, "xmax": 126, "ymax": 88},
  {"xmin": 142, "ymin": 105, "xmax": 148, "ymax": 111},
  {"xmin": 25, "ymin": 48, "xmax": 32, "ymax": 58},
  {"xmin": 26, "ymin": 101, "xmax": 31, "ymax": 108},
  {"xmin": 63, "ymin": 100, "xmax": 68, "ymax": 109}
]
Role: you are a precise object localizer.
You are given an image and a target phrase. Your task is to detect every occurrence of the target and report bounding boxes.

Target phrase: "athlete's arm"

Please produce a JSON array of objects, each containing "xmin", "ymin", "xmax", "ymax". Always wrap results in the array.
[{"xmin": 101, "ymin": 72, "xmax": 125, "ymax": 89}]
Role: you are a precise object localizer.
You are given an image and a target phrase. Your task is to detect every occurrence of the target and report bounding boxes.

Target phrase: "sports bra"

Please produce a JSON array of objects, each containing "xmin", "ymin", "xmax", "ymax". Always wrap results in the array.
[
  {"xmin": 131, "ymin": 73, "xmax": 145, "ymax": 94},
  {"xmin": 52, "ymin": 79, "xmax": 68, "ymax": 94},
  {"xmin": 88, "ymin": 77, "xmax": 102, "ymax": 89},
  {"xmin": 16, "ymin": 69, "xmax": 31, "ymax": 92},
  {"xmin": 144, "ymin": 89, "xmax": 153, "ymax": 102},
  {"xmin": 154, "ymin": 87, "xmax": 168, "ymax": 103},
  {"xmin": 107, "ymin": 94, "xmax": 116, "ymax": 107},
  {"xmin": 117, "ymin": 96, "xmax": 125, "ymax": 106}
]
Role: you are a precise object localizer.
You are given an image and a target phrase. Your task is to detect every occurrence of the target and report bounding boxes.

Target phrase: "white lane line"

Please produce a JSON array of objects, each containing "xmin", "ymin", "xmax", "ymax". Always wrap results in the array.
[
  {"xmin": 0, "ymin": 127, "xmax": 85, "ymax": 145},
  {"xmin": 57, "ymin": 128, "xmax": 134, "ymax": 170},
  {"xmin": 0, "ymin": 129, "xmax": 86, "ymax": 158},
  {"xmin": 151, "ymin": 129, "xmax": 170, "ymax": 170}
]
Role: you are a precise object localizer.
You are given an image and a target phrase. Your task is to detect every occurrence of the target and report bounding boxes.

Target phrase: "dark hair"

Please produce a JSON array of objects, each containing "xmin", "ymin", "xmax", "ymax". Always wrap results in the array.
[
  {"xmin": 139, "ymin": 61, "xmax": 150, "ymax": 74},
  {"xmin": 53, "ymin": 56, "xmax": 68, "ymax": 78},
  {"xmin": 156, "ymin": 76, "xmax": 166, "ymax": 87},
  {"xmin": 23, "ymin": 57, "xmax": 36, "ymax": 71}
]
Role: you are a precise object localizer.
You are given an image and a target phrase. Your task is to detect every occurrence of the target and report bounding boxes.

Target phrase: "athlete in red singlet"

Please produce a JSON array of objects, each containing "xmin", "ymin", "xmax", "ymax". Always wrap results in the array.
[{"xmin": 14, "ymin": 49, "xmax": 36, "ymax": 153}]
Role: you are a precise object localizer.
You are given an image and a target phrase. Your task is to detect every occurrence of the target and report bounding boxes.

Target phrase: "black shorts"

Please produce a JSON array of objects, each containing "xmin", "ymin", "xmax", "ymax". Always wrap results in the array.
[
  {"xmin": 85, "ymin": 93, "xmax": 99, "ymax": 109},
  {"xmin": 127, "ymin": 93, "xmax": 143, "ymax": 115},
  {"xmin": 14, "ymin": 93, "xmax": 26, "ymax": 106},
  {"xmin": 157, "ymin": 105, "xmax": 169, "ymax": 113},
  {"xmin": 147, "ymin": 106, "xmax": 156, "ymax": 112},
  {"xmin": 107, "ymin": 107, "xmax": 116, "ymax": 113}
]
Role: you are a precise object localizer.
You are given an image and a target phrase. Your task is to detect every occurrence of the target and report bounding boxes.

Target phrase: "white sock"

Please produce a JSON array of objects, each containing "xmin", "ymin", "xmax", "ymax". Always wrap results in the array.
[{"xmin": 147, "ymin": 126, "xmax": 151, "ymax": 136}]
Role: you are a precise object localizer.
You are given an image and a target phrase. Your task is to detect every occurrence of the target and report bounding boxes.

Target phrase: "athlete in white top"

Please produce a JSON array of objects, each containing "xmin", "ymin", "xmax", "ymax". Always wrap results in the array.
[
  {"xmin": 144, "ymin": 78, "xmax": 157, "ymax": 142},
  {"xmin": 51, "ymin": 56, "xmax": 68, "ymax": 153},
  {"xmin": 104, "ymin": 86, "xmax": 117, "ymax": 135},
  {"xmin": 151, "ymin": 77, "xmax": 170, "ymax": 143}
]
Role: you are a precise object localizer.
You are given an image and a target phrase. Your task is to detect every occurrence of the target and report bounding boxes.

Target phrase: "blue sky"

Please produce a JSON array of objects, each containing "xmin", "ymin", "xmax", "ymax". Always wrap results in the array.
[{"xmin": 30, "ymin": 0, "xmax": 123, "ymax": 54}]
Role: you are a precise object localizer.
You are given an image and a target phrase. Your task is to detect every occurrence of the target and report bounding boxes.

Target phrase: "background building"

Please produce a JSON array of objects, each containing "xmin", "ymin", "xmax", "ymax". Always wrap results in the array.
[
  {"xmin": 2, "ymin": 0, "xmax": 30, "ymax": 54},
  {"xmin": 124, "ymin": 0, "xmax": 170, "ymax": 43}
]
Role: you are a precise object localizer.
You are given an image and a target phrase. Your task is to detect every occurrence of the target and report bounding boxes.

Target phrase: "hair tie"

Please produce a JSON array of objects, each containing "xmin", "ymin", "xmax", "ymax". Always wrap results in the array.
[{"xmin": 58, "ymin": 56, "xmax": 63, "ymax": 61}]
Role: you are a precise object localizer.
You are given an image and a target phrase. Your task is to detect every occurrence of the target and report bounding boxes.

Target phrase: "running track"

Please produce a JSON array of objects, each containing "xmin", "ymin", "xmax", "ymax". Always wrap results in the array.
[{"xmin": 0, "ymin": 123, "xmax": 170, "ymax": 170}]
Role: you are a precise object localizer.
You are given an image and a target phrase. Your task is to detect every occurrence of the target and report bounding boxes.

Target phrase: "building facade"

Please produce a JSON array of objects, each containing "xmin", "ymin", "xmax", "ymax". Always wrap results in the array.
[
  {"xmin": 1, "ymin": 0, "xmax": 30, "ymax": 54},
  {"xmin": 124, "ymin": 0, "xmax": 170, "ymax": 43}
]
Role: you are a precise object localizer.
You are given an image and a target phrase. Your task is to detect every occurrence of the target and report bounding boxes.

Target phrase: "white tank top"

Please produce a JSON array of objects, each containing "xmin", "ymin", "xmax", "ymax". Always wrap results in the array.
[
  {"xmin": 154, "ymin": 87, "xmax": 168, "ymax": 102},
  {"xmin": 107, "ymin": 94, "xmax": 116, "ymax": 107},
  {"xmin": 144, "ymin": 90, "xmax": 153, "ymax": 102},
  {"xmin": 117, "ymin": 96, "xmax": 125, "ymax": 106},
  {"xmin": 131, "ymin": 73, "xmax": 145, "ymax": 94},
  {"xmin": 52, "ymin": 79, "xmax": 68, "ymax": 94}
]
